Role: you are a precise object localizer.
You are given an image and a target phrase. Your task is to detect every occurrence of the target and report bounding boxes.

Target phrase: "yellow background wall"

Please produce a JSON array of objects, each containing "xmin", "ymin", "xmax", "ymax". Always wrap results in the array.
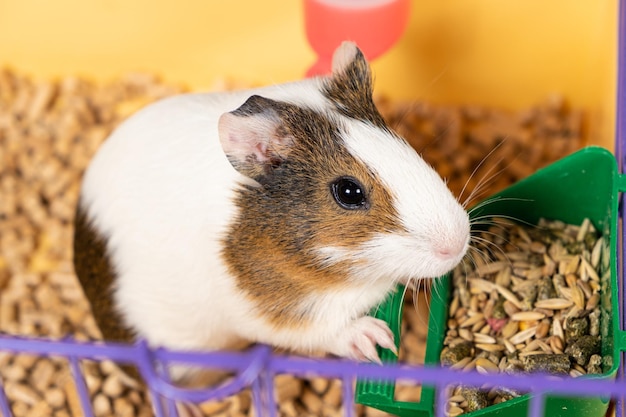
[{"xmin": 0, "ymin": 0, "xmax": 619, "ymax": 147}]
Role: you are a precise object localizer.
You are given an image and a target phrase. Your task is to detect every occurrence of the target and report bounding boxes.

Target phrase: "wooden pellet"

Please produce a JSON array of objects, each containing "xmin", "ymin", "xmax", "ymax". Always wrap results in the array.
[
  {"xmin": 30, "ymin": 400, "xmax": 53, "ymax": 416},
  {"xmin": 3, "ymin": 363, "xmax": 27, "ymax": 381},
  {"xmin": 92, "ymin": 393, "xmax": 112, "ymax": 417},
  {"xmin": 309, "ymin": 377, "xmax": 330, "ymax": 395},
  {"xmin": 275, "ymin": 375, "xmax": 303, "ymax": 403},
  {"xmin": 43, "ymin": 387, "xmax": 66, "ymax": 409},
  {"xmin": 324, "ymin": 380, "xmax": 343, "ymax": 408},
  {"xmin": 5, "ymin": 382, "xmax": 41, "ymax": 405},
  {"xmin": 11, "ymin": 401, "xmax": 29, "ymax": 417},
  {"xmin": 101, "ymin": 375, "xmax": 124, "ymax": 397},
  {"xmin": 199, "ymin": 400, "xmax": 230, "ymax": 415},
  {"xmin": 301, "ymin": 387, "xmax": 324, "ymax": 414},
  {"xmin": 61, "ymin": 377, "xmax": 85, "ymax": 417},
  {"xmin": 279, "ymin": 401, "xmax": 300, "ymax": 417},
  {"xmin": 30, "ymin": 359, "xmax": 56, "ymax": 393},
  {"xmin": 113, "ymin": 397, "xmax": 135, "ymax": 417}
]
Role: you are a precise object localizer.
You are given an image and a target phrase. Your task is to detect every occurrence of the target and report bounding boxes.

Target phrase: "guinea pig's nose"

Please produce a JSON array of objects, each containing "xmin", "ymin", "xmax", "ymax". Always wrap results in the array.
[{"xmin": 434, "ymin": 237, "xmax": 468, "ymax": 261}]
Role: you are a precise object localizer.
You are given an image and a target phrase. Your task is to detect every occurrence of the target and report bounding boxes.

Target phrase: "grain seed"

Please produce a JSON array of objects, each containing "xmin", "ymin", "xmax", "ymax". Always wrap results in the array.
[
  {"xmin": 459, "ymin": 313, "xmax": 485, "ymax": 328},
  {"xmin": 518, "ymin": 350, "xmax": 546, "ymax": 358},
  {"xmin": 503, "ymin": 300, "xmax": 521, "ymax": 317},
  {"xmin": 529, "ymin": 241, "xmax": 546, "ymax": 254},
  {"xmin": 495, "ymin": 285, "xmax": 523, "ymax": 309},
  {"xmin": 476, "ymin": 358, "xmax": 499, "ymax": 373},
  {"xmin": 509, "ymin": 327, "xmax": 537, "ymax": 345},
  {"xmin": 552, "ymin": 315, "xmax": 565, "ymax": 339},
  {"xmin": 534, "ymin": 298, "xmax": 573, "ymax": 310},
  {"xmin": 458, "ymin": 328, "xmax": 474, "ymax": 342},
  {"xmin": 473, "ymin": 334, "xmax": 496, "ymax": 344},
  {"xmin": 591, "ymin": 237, "xmax": 603, "ymax": 268},
  {"xmin": 535, "ymin": 320, "xmax": 551, "ymax": 339},
  {"xmin": 475, "ymin": 343, "xmax": 505, "ymax": 353},
  {"xmin": 581, "ymin": 257, "xmax": 600, "ymax": 282},
  {"xmin": 450, "ymin": 295, "xmax": 460, "ymax": 317},
  {"xmin": 462, "ymin": 358, "xmax": 478, "ymax": 371},
  {"xmin": 586, "ymin": 293, "xmax": 600, "ymax": 311},
  {"xmin": 571, "ymin": 286, "xmax": 586, "ymax": 310},
  {"xmin": 511, "ymin": 311, "xmax": 545, "ymax": 321},
  {"xmin": 576, "ymin": 218, "xmax": 591, "ymax": 241},
  {"xmin": 577, "ymin": 280, "xmax": 593, "ymax": 299},
  {"xmin": 470, "ymin": 278, "xmax": 496, "ymax": 293},
  {"xmin": 476, "ymin": 261, "xmax": 509, "ymax": 276},
  {"xmin": 448, "ymin": 406, "xmax": 464, "ymax": 417},
  {"xmin": 450, "ymin": 357, "xmax": 472, "ymax": 370}
]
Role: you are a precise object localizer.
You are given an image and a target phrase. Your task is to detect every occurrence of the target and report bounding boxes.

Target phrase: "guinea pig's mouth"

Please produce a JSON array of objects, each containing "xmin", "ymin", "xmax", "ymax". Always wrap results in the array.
[
  {"xmin": 400, "ymin": 275, "xmax": 448, "ymax": 294},
  {"xmin": 398, "ymin": 249, "xmax": 468, "ymax": 285},
  {"xmin": 399, "ymin": 272, "xmax": 450, "ymax": 286}
]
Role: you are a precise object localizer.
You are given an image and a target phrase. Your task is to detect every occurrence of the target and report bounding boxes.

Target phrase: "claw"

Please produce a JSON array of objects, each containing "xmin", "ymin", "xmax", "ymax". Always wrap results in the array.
[{"xmin": 333, "ymin": 316, "xmax": 396, "ymax": 364}]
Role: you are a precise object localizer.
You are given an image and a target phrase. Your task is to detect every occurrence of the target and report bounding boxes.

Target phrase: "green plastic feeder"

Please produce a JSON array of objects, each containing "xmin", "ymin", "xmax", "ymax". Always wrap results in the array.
[{"xmin": 356, "ymin": 146, "xmax": 626, "ymax": 417}]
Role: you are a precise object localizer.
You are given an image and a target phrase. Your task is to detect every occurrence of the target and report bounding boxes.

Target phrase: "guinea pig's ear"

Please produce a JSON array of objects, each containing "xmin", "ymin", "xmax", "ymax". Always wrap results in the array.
[
  {"xmin": 325, "ymin": 42, "xmax": 386, "ymax": 127},
  {"xmin": 218, "ymin": 95, "xmax": 294, "ymax": 181},
  {"xmin": 329, "ymin": 41, "xmax": 372, "ymax": 92},
  {"xmin": 331, "ymin": 42, "xmax": 365, "ymax": 74}
]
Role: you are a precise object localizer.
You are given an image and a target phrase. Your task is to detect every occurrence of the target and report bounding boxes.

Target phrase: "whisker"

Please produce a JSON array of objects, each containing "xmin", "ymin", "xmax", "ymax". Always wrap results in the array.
[
  {"xmin": 462, "ymin": 156, "xmax": 507, "ymax": 208},
  {"xmin": 470, "ymin": 235, "xmax": 513, "ymax": 264},
  {"xmin": 461, "ymin": 248, "xmax": 483, "ymax": 285},
  {"xmin": 469, "ymin": 222, "xmax": 511, "ymax": 237},
  {"xmin": 396, "ymin": 281, "xmax": 411, "ymax": 331},
  {"xmin": 459, "ymin": 249, "xmax": 476, "ymax": 278},
  {"xmin": 462, "ymin": 157, "xmax": 516, "ymax": 208},
  {"xmin": 467, "ymin": 196, "xmax": 535, "ymax": 216},
  {"xmin": 410, "ymin": 278, "xmax": 433, "ymax": 334},
  {"xmin": 464, "ymin": 249, "xmax": 481, "ymax": 272},
  {"xmin": 468, "ymin": 239, "xmax": 497, "ymax": 265},
  {"xmin": 472, "ymin": 229, "xmax": 519, "ymax": 250},
  {"xmin": 473, "ymin": 214, "xmax": 539, "ymax": 229},
  {"xmin": 461, "ymin": 137, "xmax": 555, "ymax": 210},
  {"xmin": 458, "ymin": 137, "xmax": 509, "ymax": 206},
  {"xmin": 412, "ymin": 277, "xmax": 421, "ymax": 307},
  {"xmin": 426, "ymin": 277, "xmax": 447, "ymax": 336},
  {"xmin": 469, "ymin": 217, "xmax": 515, "ymax": 232}
]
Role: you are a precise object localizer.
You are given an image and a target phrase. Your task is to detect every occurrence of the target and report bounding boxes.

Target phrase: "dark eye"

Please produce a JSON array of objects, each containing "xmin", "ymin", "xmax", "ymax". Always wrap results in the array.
[{"xmin": 331, "ymin": 177, "xmax": 368, "ymax": 210}]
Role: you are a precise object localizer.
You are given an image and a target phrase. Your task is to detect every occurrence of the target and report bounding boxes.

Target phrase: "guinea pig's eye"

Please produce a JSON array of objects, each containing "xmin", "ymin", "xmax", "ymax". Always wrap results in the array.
[{"xmin": 330, "ymin": 177, "xmax": 368, "ymax": 210}]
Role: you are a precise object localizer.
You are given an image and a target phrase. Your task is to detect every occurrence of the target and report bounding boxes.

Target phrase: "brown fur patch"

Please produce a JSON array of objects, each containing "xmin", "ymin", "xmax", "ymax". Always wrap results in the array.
[
  {"xmin": 221, "ymin": 103, "xmax": 401, "ymax": 329},
  {"xmin": 322, "ymin": 48, "xmax": 388, "ymax": 129},
  {"xmin": 73, "ymin": 204, "xmax": 134, "ymax": 343}
]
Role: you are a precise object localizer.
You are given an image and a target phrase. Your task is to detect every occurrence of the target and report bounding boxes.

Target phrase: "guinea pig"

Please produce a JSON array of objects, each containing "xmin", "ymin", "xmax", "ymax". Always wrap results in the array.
[{"xmin": 73, "ymin": 42, "xmax": 470, "ymax": 375}]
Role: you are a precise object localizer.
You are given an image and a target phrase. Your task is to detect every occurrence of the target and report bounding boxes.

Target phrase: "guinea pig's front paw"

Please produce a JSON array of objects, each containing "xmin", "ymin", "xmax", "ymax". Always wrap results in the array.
[{"xmin": 333, "ymin": 316, "xmax": 397, "ymax": 364}]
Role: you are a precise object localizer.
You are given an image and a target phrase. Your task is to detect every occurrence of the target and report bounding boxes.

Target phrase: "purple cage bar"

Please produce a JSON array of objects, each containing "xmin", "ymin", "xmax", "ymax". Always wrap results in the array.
[{"xmin": 0, "ymin": 2, "xmax": 624, "ymax": 417}]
